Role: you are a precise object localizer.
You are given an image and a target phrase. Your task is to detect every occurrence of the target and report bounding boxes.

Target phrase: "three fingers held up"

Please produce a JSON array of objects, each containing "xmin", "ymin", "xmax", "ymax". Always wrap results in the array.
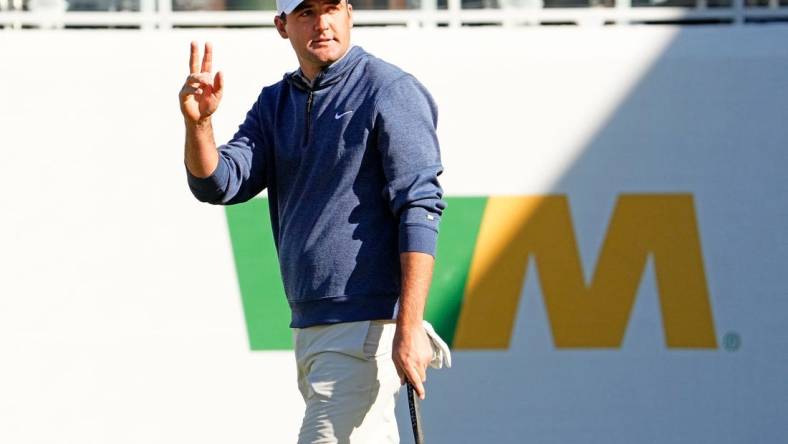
[
  {"xmin": 180, "ymin": 41, "xmax": 224, "ymax": 122},
  {"xmin": 184, "ymin": 41, "xmax": 223, "ymax": 93}
]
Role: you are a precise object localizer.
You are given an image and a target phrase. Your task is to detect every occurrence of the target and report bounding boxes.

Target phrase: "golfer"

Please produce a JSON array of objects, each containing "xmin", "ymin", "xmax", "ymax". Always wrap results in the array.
[{"xmin": 179, "ymin": 0, "xmax": 446, "ymax": 441}]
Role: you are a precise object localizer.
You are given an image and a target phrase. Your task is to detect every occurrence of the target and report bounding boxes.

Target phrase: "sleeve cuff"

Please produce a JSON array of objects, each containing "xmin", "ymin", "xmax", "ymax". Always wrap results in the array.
[
  {"xmin": 185, "ymin": 158, "xmax": 229, "ymax": 203},
  {"xmin": 399, "ymin": 224, "xmax": 439, "ymax": 257}
]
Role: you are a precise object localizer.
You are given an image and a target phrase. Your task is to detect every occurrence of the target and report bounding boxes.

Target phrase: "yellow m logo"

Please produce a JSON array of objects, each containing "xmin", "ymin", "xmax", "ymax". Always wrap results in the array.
[{"xmin": 454, "ymin": 194, "xmax": 717, "ymax": 349}]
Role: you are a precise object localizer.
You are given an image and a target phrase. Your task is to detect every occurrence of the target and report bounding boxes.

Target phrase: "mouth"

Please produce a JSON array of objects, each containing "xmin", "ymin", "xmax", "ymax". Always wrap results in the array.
[{"xmin": 312, "ymin": 37, "xmax": 335, "ymax": 45}]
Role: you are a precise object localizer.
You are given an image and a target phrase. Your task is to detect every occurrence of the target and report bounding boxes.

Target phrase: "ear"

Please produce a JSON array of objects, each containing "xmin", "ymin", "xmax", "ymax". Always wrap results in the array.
[
  {"xmin": 274, "ymin": 15, "xmax": 288, "ymax": 39},
  {"xmin": 347, "ymin": 2, "xmax": 353, "ymax": 27}
]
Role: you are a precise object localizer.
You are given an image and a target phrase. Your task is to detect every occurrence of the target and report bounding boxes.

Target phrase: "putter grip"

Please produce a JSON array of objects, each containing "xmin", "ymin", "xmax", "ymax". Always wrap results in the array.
[{"xmin": 407, "ymin": 382, "xmax": 425, "ymax": 444}]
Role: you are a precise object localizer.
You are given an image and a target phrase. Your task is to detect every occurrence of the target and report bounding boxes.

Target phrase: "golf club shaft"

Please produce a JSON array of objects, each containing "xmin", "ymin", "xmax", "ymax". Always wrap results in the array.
[{"xmin": 407, "ymin": 382, "xmax": 424, "ymax": 444}]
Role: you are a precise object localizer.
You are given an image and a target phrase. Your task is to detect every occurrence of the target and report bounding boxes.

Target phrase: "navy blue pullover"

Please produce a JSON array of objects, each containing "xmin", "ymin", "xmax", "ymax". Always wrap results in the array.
[{"xmin": 186, "ymin": 46, "xmax": 446, "ymax": 328}]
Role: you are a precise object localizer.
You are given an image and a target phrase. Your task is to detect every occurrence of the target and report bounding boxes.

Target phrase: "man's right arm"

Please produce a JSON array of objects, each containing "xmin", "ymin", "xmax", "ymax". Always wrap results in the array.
[
  {"xmin": 180, "ymin": 41, "xmax": 267, "ymax": 205},
  {"xmin": 180, "ymin": 41, "xmax": 223, "ymax": 181},
  {"xmin": 184, "ymin": 118, "xmax": 219, "ymax": 179},
  {"xmin": 184, "ymin": 103, "xmax": 269, "ymax": 205}
]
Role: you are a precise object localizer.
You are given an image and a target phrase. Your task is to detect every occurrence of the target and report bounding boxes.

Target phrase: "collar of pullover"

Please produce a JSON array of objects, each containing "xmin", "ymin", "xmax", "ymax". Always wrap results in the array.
[{"xmin": 286, "ymin": 45, "xmax": 364, "ymax": 91}]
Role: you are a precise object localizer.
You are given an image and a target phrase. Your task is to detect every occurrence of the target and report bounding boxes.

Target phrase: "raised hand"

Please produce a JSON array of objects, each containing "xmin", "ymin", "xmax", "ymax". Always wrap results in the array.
[{"xmin": 179, "ymin": 41, "xmax": 224, "ymax": 124}]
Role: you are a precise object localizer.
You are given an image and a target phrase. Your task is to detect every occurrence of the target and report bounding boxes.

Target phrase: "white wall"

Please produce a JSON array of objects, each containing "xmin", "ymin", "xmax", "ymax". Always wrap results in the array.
[{"xmin": 1, "ymin": 25, "xmax": 787, "ymax": 443}]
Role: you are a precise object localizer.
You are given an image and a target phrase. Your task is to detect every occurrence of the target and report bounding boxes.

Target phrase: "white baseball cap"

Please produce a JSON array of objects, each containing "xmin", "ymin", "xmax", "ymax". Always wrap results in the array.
[{"xmin": 276, "ymin": 0, "xmax": 303, "ymax": 15}]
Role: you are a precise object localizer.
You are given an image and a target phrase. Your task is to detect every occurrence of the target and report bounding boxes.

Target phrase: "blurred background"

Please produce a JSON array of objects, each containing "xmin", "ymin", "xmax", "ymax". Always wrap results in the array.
[
  {"xmin": 1, "ymin": 0, "xmax": 787, "ymax": 442},
  {"xmin": 3, "ymin": 0, "xmax": 788, "ymax": 28}
]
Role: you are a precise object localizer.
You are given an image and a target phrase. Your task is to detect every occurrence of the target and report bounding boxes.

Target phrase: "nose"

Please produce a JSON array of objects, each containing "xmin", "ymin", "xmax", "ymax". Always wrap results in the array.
[{"xmin": 315, "ymin": 12, "xmax": 330, "ymax": 31}]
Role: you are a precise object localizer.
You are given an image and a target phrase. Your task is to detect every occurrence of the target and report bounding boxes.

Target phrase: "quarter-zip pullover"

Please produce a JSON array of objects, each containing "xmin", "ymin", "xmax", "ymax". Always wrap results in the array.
[{"xmin": 186, "ymin": 46, "xmax": 446, "ymax": 328}]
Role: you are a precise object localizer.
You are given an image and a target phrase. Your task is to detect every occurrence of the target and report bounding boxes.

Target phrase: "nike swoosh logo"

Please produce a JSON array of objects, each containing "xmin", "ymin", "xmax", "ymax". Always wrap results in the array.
[{"xmin": 334, "ymin": 111, "xmax": 353, "ymax": 119}]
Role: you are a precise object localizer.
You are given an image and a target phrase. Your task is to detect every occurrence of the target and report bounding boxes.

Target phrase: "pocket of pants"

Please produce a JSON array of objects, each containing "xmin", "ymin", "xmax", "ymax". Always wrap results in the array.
[{"xmin": 362, "ymin": 320, "xmax": 395, "ymax": 359}]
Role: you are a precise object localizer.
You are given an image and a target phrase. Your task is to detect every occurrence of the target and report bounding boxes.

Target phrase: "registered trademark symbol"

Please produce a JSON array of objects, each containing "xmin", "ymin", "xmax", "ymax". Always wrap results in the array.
[{"xmin": 723, "ymin": 332, "xmax": 741, "ymax": 351}]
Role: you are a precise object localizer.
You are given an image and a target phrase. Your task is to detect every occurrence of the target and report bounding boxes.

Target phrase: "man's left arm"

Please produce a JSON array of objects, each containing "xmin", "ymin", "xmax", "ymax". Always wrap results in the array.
[
  {"xmin": 393, "ymin": 251, "xmax": 435, "ymax": 400},
  {"xmin": 373, "ymin": 74, "xmax": 446, "ymax": 400}
]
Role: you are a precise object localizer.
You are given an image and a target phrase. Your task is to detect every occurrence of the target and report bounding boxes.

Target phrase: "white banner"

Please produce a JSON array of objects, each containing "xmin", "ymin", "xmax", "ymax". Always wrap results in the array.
[{"xmin": 1, "ymin": 26, "xmax": 787, "ymax": 443}]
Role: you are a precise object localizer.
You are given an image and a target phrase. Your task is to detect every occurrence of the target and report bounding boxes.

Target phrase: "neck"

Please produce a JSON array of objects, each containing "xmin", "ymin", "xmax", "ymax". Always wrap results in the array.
[
  {"xmin": 298, "ymin": 46, "xmax": 352, "ymax": 82},
  {"xmin": 299, "ymin": 61, "xmax": 323, "ymax": 82}
]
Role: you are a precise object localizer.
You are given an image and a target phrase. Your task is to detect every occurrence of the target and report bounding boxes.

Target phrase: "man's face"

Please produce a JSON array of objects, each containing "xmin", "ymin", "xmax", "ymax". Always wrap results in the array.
[{"xmin": 275, "ymin": 0, "xmax": 353, "ymax": 75}]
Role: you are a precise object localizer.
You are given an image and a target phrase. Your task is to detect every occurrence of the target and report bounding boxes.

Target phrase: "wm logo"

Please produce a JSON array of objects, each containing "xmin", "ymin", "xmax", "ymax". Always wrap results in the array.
[{"xmin": 226, "ymin": 194, "xmax": 717, "ymax": 351}]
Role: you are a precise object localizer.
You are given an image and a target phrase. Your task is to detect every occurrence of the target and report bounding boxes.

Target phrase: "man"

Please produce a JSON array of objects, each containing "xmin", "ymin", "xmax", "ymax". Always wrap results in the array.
[{"xmin": 178, "ymin": 0, "xmax": 447, "ymax": 441}]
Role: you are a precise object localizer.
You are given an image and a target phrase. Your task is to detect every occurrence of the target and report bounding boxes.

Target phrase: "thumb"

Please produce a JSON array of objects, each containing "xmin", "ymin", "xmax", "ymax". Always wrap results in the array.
[{"xmin": 214, "ymin": 71, "xmax": 224, "ymax": 97}]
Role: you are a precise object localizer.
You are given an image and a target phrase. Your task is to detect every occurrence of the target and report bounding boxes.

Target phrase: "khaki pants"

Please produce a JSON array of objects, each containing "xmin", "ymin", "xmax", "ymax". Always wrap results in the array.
[{"xmin": 293, "ymin": 320, "xmax": 402, "ymax": 444}]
